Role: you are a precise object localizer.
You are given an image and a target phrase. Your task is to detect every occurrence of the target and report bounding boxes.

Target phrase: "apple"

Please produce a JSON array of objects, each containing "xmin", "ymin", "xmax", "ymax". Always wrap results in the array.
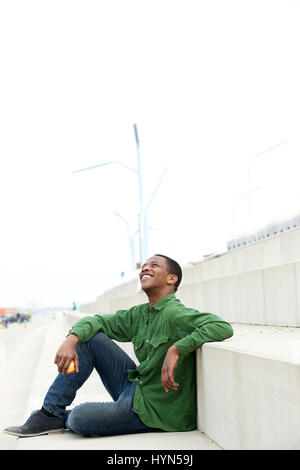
[{"xmin": 66, "ymin": 360, "xmax": 76, "ymax": 374}]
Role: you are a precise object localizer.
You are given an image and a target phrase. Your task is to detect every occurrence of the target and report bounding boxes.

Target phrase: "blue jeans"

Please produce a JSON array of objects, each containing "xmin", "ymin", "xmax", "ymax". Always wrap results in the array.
[{"xmin": 43, "ymin": 332, "xmax": 158, "ymax": 437}]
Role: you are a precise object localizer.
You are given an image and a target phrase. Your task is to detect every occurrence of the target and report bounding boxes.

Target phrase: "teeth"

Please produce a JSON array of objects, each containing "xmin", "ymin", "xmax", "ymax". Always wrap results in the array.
[{"xmin": 142, "ymin": 274, "xmax": 151, "ymax": 279}]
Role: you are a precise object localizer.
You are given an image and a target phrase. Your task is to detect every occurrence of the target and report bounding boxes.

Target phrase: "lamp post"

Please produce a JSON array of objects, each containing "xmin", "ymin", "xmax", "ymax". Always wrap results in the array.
[
  {"xmin": 73, "ymin": 124, "xmax": 167, "ymax": 268},
  {"xmin": 133, "ymin": 123, "xmax": 145, "ymax": 266}
]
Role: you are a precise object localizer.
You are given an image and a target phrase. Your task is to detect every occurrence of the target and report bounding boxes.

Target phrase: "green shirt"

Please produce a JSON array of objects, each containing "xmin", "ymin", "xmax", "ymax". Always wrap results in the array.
[{"xmin": 68, "ymin": 293, "xmax": 234, "ymax": 432}]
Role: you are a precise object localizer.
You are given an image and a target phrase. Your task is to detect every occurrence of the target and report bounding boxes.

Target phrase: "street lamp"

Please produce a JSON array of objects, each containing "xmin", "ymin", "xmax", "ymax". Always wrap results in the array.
[{"xmin": 73, "ymin": 124, "xmax": 167, "ymax": 268}]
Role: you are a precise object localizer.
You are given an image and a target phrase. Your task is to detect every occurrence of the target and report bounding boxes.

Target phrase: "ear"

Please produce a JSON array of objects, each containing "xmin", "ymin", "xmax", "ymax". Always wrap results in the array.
[{"xmin": 167, "ymin": 273, "xmax": 178, "ymax": 288}]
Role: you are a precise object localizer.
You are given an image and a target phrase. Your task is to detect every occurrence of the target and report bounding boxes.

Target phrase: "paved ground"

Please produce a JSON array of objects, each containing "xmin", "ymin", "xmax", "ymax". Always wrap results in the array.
[{"xmin": 0, "ymin": 316, "xmax": 221, "ymax": 451}]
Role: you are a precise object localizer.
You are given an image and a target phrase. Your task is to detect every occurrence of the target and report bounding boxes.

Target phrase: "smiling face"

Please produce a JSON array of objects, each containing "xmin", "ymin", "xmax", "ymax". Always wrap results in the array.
[{"xmin": 139, "ymin": 255, "xmax": 178, "ymax": 294}]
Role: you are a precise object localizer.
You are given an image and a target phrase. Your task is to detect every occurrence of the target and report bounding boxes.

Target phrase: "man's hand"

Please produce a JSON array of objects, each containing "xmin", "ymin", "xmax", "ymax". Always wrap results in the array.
[
  {"xmin": 54, "ymin": 334, "xmax": 79, "ymax": 374},
  {"xmin": 161, "ymin": 345, "xmax": 181, "ymax": 392}
]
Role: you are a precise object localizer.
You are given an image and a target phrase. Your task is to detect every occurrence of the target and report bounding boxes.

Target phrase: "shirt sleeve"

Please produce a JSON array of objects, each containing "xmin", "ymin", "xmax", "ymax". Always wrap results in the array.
[
  {"xmin": 68, "ymin": 308, "xmax": 137, "ymax": 344},
  {"xmin": 173, "ymin": 308, "xmax": 234, "ymax": 355}
]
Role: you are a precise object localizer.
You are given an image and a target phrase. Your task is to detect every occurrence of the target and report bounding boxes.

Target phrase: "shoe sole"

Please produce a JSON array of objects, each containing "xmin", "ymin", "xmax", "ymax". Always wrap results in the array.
[{"xmin": 3, "ymin": 428, "xmax": 65, "ymax": 438}]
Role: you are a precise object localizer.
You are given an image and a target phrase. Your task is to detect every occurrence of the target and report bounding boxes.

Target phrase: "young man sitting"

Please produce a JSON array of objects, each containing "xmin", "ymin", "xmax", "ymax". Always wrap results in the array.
[{"xmin": 4, "ymin": 254, "xmax": 233, "ymax": 437}]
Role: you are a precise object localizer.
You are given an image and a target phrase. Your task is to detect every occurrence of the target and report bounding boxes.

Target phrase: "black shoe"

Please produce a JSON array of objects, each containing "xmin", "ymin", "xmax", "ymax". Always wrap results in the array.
[{"xmin": 3, "ymin": 410, "xmax": 65, "ymax": 437}]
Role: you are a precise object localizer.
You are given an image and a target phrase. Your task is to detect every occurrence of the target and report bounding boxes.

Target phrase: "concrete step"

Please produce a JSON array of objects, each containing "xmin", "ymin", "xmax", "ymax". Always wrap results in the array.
[{"xmin": 197, "ymin": 323, "xmax": 300, "ymax": 449}]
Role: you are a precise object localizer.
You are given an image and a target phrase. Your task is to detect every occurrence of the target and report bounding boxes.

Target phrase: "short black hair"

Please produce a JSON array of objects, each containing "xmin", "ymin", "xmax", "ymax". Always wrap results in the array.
[{"xmin": 154, "ymin": 254, "xmax": 182, "ymax": 292}]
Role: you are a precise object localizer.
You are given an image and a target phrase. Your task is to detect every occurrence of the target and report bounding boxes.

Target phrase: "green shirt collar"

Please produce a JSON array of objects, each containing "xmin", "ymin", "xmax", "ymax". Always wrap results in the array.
[{"xmin": 150, "ymin": 293, "xmax": 176, "ymax": 312}]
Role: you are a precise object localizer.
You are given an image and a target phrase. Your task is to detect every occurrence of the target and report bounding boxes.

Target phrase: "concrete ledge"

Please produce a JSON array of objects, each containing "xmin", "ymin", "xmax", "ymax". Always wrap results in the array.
[{"xmin": 197, "ymin": 324, "xmax": 300, "ymax": 449}]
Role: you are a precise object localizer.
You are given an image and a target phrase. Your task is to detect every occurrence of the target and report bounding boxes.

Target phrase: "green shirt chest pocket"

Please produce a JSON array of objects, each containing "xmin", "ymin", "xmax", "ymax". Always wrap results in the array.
[
  {"xmin": 133, "ymin": 335, "xmax": 170, "ymax": 362},
  {"xmin": 148, "ymin": 336, "xmax": 170, "ymax": 362},
  {"xmin": 149, "ymin": 336, "xmax": 169, "ymax": 349}
]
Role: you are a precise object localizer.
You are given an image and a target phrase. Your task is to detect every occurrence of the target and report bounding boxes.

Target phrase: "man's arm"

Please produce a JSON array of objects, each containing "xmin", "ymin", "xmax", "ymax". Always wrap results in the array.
[
  {"xmin": 54, "ymin": 308, "xmax": 137, "ymax": 373},
  {"xmin": 68, "ymin": 309, "xmax": 135, "ymax": 344},
  {"xmin": 174, "ymin": 314, "xmax": 234, "ymax": 355},
  {"xmin": 161, "ymin": 310, "xmax": 233, "ymax": 392},
  {"xmin": 161, "ymin": 345, "xmax": 182, "ymax": 392}
]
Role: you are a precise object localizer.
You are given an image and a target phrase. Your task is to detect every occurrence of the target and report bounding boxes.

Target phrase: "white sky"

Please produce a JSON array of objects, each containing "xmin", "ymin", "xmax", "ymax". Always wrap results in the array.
[{"xmin": 0, "ymin": 0, "xmax": 297, "ymax": 309}]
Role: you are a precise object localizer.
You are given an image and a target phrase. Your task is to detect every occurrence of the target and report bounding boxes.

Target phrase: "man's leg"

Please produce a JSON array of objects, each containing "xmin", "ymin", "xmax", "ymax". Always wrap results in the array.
[
  {"xmin": 66, "ymin": 380, "xmax": 157, "ymax": 437},
  {"xmin": 43, "ymin": 332, "xmax": 137, "ymax": 419},
  {"xmin": 4, "ymin": 332, "xmax": 143, "ymax": 437}
]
